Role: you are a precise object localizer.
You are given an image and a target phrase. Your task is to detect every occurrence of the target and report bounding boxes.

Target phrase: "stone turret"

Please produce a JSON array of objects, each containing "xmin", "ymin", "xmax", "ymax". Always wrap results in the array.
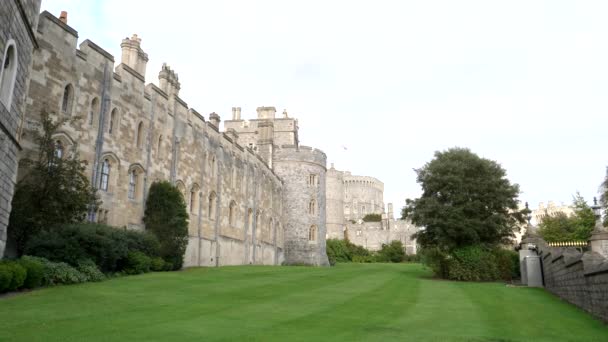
[
  {"xmin": 121, "ymin": 34, "xmax": 148, "ymax": 77},
  {"xmin": 273, "ymin": 145, "xmax": 330, "ymax": 266},
  {"xmin": 158, "ymin": 63, "xmax": 181, "ymax": 96}
]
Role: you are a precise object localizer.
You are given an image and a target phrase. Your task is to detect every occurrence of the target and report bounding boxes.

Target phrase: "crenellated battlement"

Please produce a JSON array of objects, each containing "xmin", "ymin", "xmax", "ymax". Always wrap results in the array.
[{"xmin": 273, "ymin": 145, "xmax": 327, "ymax": 168}]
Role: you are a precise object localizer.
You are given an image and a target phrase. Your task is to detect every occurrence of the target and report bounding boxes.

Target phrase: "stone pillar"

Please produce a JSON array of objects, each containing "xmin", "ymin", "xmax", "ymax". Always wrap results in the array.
[{"xmin": 589, "ymin": 218, "xmax": 608, "ymax": 258}]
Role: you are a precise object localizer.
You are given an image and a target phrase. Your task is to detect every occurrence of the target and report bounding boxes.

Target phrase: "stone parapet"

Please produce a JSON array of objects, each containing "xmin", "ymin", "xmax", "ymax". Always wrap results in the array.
[{"xmin": 521, "ymin": 236, "xmax": 608, "ymax": 322}]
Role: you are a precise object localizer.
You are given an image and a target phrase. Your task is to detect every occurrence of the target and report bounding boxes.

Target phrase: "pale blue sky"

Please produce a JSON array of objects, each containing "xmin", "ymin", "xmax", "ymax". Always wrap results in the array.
[{"xmin": 42, "ymin": 0, "xmax": 608, "ymax": 212}]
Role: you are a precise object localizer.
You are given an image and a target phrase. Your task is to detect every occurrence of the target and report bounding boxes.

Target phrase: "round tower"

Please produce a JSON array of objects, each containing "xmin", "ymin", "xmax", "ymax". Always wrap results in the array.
[
  {"xmin": 272, "ymin": 145, "xmax": 330, "ymax": 266},
  {"xmin": 326, "ymin": 163, "xmax": 345, "ymax": 239}
]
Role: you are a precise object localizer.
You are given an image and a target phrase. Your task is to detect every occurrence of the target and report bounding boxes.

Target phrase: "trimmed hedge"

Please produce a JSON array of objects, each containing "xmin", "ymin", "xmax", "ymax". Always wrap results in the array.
[
  {"xmin": 76, "ymin": 259, "xmax": 105, "ymax": 282},
  {"xmin": 326, "ymin": 239, "xmax": 412, "ymax": 265},
  {"xmin": 0, "ymin": 264, "xmax": 13, "ymax": 292},
  {"xmin": 18, "ymin": 257, "xmax": 45, "ymax": 289},
  {"xmin": 421, "ymin": 246, "xmax": 520, "ymax": 282},
  {"xmin": 125, "ymin": 252, "xmax": 152, "ymax": 275},
  {"xmin": 24, "ymin": 223, "xmax": 161, "ymax": 273}
]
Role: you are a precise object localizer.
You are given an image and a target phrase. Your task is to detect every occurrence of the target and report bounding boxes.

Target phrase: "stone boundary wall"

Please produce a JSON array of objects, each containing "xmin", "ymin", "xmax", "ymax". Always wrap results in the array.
[{"xmin": 523, "ymin": 236, "xmax": 608, "ymax": 322}]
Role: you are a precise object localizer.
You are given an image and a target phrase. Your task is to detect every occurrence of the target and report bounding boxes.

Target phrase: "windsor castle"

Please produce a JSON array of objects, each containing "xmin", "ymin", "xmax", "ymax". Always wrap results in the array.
[{"xmin": 0, "ymin": 2, "xmax": 418, "ymax": 266}]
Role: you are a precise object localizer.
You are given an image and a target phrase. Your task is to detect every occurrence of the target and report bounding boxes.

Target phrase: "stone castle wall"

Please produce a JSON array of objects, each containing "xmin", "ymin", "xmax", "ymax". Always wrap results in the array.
[
  {"xmin": 18, "ymin": 11, "xmax": 297, "ymax": 267},
  {"xmin": 521, "ymin": 236, "xmax": 608, "ymax": 323},
  {"xmin": 0, "ymin": 0, "xmax": 41, "ymax": 257},
  {"xmin": 346, "ymin": 219, "xmax": 418, "ymax": 253},
  {"xmin": 325, "ymin": 165, "xmax": 344, "ymax": 239}
]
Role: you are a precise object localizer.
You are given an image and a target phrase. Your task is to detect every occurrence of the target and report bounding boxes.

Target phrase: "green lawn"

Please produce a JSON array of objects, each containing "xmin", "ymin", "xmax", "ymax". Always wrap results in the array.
[{"xmin": 0, "ymin": 263, "xmax": 606, "ymax": 341}]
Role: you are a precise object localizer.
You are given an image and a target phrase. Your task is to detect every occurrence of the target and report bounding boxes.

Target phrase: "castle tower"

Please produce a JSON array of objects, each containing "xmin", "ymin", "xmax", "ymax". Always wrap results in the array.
[
  {"xmin": 120, "ymin": 34, "xmax": 148, "ymax": 77},
  {"xmin": 326, "ymin": 163, "xmax": 345, "ymax": 239},
  {"xmin": 273, "ymin": 146, "xmax": 330, "ymax": 266},
  {"xmin": 256, "ymin": 120, "xmax": 274, "ymax": 167}
]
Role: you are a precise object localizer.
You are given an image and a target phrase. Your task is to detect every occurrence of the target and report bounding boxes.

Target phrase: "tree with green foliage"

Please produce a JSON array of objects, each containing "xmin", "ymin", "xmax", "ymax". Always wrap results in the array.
[
  {"xmin": 362, "ymin": 213, "xmax": 382, "ymax": 222},
  {"xmin": 538, "ymin": 193, "xmax": 596, "ymax": 242},
  {"xmin": 143, "ymin": 181, "xmax": 189, "ymax": 270},
  {"xmin": 376, "ymin": 240, "xmax": 405, "ymax": 263},
  {"xmin": 7, "ymin": 111, "xmax": 99, "ymax": 256},
  {"xmin": 402, "ymin": 148, "xmax": 527, "ymax": 251}
]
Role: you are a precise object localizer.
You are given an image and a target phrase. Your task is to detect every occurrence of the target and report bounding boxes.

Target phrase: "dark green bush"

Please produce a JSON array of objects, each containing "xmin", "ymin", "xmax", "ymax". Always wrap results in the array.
[
  {"xmin": 403, "ymin": 254, "xmax": 421, "ymax": 263},
  {"xmin": 420, "ymin": 247, "xmax": 451, "ymax": 278},
  {"xmin": 492, "ymin": 248, "xmax": 520, "ymax": 280},
  {"xmin": 326, "ymin": 239, "xmax": 373, "ymax": 265},
  {"xmin": 0, "ymin": 264, "xmax": 13, "ymax": 292},
  {"xmin": 421, "ymin": 246, "xmax": 519, "ymax": 282},
  {"xmin": 25, "ymin": 223, "xmax": 161, "ymax": 273},
  {"xmin": 18, "ymin": 256, "xmax": 45, "ymax": 289},
  {"xmin": 45, "ymin": 261, "xmax": 87, "ymax": 285},
  {"xmin": 76, "ymin": 259, "xmax": 105, "ymax": 282},
  {"xmin": 362, "ymin": 214, "xmax": 382, "ymax": 222},
  {"xmin": 125, "ymin": 252, "xmax": 152, "ymax": 275},
  {"xmin": 150, "ymin": 257, "xmax": 167, "ymax": 272},
  {"xmin": 1, "ymin": 261, "xmax": 27, "ymax": 291},
  {"xmin": 448, "ymin": 246, "xmax": 499, "ymax": 281},
  {"xmin": 352, "ymin": 254, "xmax": 376, "ymax": 263},
  {"xmin": 377, "ymin": 241, "xmax": 406, "ymax": 263},
  {"xmin": 23, "ymin": 256, "xmax": 86, "ymax": 286},
  {"xmin": 326, "ymin": 239, "xmax": 350, "ymax": 265}
]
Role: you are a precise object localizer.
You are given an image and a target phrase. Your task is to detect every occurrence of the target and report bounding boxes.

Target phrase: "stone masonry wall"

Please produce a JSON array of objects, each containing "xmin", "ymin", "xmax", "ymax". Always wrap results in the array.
[
  {"xmin": 19, "ymin": 11, "xmax": 284, "ymax": 267},
  {"xmin": 0, "ymin": 0, "xmax": 41, "ymax": 257},
  {"xmin": 523, "ymin": 237, "xmax": 608, "ymax": 323}
]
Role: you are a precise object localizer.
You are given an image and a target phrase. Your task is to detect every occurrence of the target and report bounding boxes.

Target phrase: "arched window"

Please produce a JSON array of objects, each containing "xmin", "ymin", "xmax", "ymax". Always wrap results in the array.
[
  {"xmin": 61, "ymin": 84, "xmax": 74, "ymax": 115},
  {"xmin": 54, "ymin": 140, "xmax": 63, "ymax": 159},
  {"xmin": 89, "ymin": 97, "xmax": 99, "ymax": 125},
  {"xmin": 157, "ymin": 135, "xmax": 163, "ymax": 159},
  {"xmin": 108, "ymin": 108, "xmax": 117, "ymax": 134},
  {"xmin": 190, "ymin": 184, "xmax": 200, "ymax": 214},
  {"xmin": 309, "ymin": 225, "xmax": 317, "ymax": 242},
  {"xmin": 229, "ymin": 201, "xmax": 237, "ymax": 226},
  {"xmin": 100, "ymin": 159, "xmax": 110, "ymax": 191},
  {"xmin": 0, "ymin": 42, "xmax": 17, "ymax": 108},
  {"xmin": 208, "ymin": 192, "xmax": 217, "ymax": 220},
  {"xmin": 308, "ymin": 199, "xmax": 317, "ymax": 215},
  {"xmin": 127, "ymin": 165, "xmax": 145, "ymax": 201},
  {"xmin": 136, "ymin": 122, "xmax": 144, "ymax": 148},
  {"xmin": 175, "ymin": 181, "xmax": 186, "ymax": 200},
  {"xmin": 128, "ymin": 169, "xmax": 137, "ymax": 200}
]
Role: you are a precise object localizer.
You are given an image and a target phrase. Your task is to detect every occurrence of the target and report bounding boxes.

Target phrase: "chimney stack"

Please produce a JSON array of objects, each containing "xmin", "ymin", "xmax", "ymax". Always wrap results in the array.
[{"xmin": 59, "ymin": 11, "xmax": 68, "ymax": 24}]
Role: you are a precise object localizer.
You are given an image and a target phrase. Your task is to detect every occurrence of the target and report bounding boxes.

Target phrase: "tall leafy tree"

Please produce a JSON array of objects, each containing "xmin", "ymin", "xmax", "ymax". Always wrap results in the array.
[
  {"xmin": 538, "ymin": 193, "xmax": 596, "ymax": 242},
  {"xmin": 7, "ymin": 111, "xmax": 99, "ymax": 256},
  {"xmin": 402, "ymin": 147, "xmax": 526, "ymax": 251},
  {"xmin": 143, "ymin": 181, "xmax": 188, "ymax": 270}
]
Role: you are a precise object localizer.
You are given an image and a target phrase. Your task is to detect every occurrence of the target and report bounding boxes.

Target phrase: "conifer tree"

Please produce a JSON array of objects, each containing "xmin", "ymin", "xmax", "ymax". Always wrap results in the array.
[{"xmin": 143, "ymin": 181, "xmax": 189, "ymax": 270}]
